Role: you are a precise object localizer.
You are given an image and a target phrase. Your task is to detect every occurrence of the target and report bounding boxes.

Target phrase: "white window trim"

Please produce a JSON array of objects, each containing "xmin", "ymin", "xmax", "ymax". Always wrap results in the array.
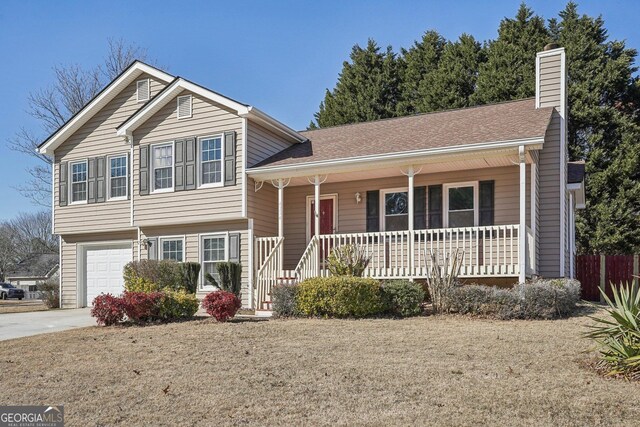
[
  {"xmin": 443, "ymin": 181, "xmax": 479, "ymax": 228},
  {"xmin": 69, "ymin": 159, "xmax": 88, "ymax": 205},
  {"xmin": 197, "ymin": 134, "xmax": 225, "ymax": 189},
  {"xmin": 177, "ymin": 94, "xmax": 192, "ymax": 119},
  {"xmin": 158, "ymin": 235, "xmax": 186, "ymax": 262},
  {"xmin": 107, "ymin": 154, "xmax": 128, "ymax": 201},
  {"xmin": 198, "ymin": 232, "xmax": 229, "ymax": 290},
  {"xmin": 379, "ymin": 187, "xmax": 409, "ymax": 231},
  {"xmin": 305, "ymin": 193, "xmax": 338, "ymax": 242},
  {"xmin": 136, "ymin": 78, "xmax": 150, "ymax": 103},
  {"xmin": 151, "ymin": 141, "xmax": 175, "ymax": 193}
]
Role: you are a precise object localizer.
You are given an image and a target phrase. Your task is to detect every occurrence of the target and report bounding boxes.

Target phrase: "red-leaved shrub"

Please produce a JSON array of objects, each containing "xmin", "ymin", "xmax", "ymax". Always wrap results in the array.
[
  {"xmin": 201, "ymin": 291, "xmax": 241, "ymax": 322},
  {"xmin": 122, "ymin": 291, "xmax": 163, "ymax": 323},
  {"xmin": 91, "ymin": 294, "xmax": 126, "ymax": 326}
]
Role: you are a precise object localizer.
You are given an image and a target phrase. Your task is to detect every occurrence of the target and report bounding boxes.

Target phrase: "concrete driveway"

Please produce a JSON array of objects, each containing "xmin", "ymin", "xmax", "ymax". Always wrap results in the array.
[{"xmin": 0, "ymin": 308, "xmax": 95, "ymax": 341}]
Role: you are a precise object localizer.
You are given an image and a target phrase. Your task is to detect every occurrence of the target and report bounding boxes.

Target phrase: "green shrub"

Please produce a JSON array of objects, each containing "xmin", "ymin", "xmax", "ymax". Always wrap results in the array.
[
  {"xmin": 37, "ymin": 278, "xmax": 59, "ymax": 309},
  {"xmin": 179, "ymin": 262, "xmax": 201, "ymax": 294},
  {"xmin": 381, "ymin": 280, "xmax": 425, "ymax": 317},
  {"xmin": 326, "ymin": 244, "xmax": 371, "ymax": 277},
  {"xmin": 205, "ymin": 262, "xmax": 242, "ymax": 297},
  {"xmin": 271, "ymin": 283, "xmax": 299, "ymax": 318},
  {"xmin": 297, "ymin": 277, "xmax": 384, "ymax": 318},
  {"xmin": 123, "ymin": 260, "xmax": 183, "ymax": 291},
  {"xmin": 586, "ymin": 281, "xmax": 640, "ymax": 379},
  {"xmin": 125, "ymin": 277, "xmax": 160, "ymax": 293},
  {"xmin": 444, "ymin": 278, "xmax": 581, "ymax": 320},
  {"xmin": 160, "ymin": 290, "xmax": 200, "ymax": 320}
]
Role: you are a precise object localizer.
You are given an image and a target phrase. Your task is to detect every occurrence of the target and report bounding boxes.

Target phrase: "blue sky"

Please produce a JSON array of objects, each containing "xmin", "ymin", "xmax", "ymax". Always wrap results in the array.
[{"xmin": 0, "ymin": 0, "xmax": 637, "ymax": 220}]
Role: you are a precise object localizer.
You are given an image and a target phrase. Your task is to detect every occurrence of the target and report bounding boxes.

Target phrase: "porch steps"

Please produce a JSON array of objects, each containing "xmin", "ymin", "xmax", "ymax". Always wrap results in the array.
[{"xmin": 255, "ymin": 276, "xmax": 298, "ymax": 317}]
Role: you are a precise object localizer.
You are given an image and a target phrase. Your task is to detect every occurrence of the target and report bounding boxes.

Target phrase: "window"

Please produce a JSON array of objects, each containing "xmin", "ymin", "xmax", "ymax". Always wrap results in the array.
[
  {"xmin": 136, "ymin": 79, "xmax": 150, "ymax": 102},
  {"xmin": 201, "ymin": 234, "xmax": 227, "ymax": 287},
  {"xmin": 177, "ymin": 95, "xmax": 192, "ymax": 119},
  {"xmin": 109, "ymin": 155, "xmax": 128, "ymax": 200},
  {"xmin": 444, "ymin": 182, "xmax": 478, "ymax": 228},
  {"xmin": 152, "ymin": 143, "xmax": 173, "ymax": 191},
  {"xmin": 159, "ymin": 237, "xmax": 184, "ymax": 262},
  {"xmin": 70, "ymin": 161, "xmax": 87, "ymax": 203},
  {"xmin": 200, "ymin": 136, "xmax": 223, "ymax": 186},
  {"xmin": 382, "ymin": 189, "xmax": 408, "ymax": 231}
]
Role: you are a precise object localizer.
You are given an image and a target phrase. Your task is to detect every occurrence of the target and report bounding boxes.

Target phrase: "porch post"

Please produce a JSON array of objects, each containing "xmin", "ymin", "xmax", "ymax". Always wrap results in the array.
[
  {"xmin": 531, "ymin": 160, "xmax": 537, "ymax": 274},
  {"xmin": 519, "ymin": 146, "xmax": 527, "ymax": 283},
  {"xmin": 313, "ymin": 175, "xmax": 321, "ymax": 238},
  {"xmin": 569, "ymin": 191, "xmax": 575, "ymax": 279},
  {"xmin": 407, "ymin": 166, "xmax": 415, "ymax": 278},
  {"xmin": 277, "ymin": 179, "xmax": 284, "ymax": 240}
]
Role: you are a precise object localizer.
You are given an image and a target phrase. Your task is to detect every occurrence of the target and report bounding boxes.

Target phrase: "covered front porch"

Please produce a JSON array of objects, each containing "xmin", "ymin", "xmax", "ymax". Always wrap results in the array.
[{"xmin": 249, "ymin": 143, "xmax": 540, "ymax": 310}]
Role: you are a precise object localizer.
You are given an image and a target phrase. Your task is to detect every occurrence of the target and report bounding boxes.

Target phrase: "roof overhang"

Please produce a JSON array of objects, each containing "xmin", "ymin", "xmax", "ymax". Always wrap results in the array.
[
  {"xmin": 247, "ymin": 137, "xmax": 544, "ymax": 181},
  {"xmin": 568, "ymin": 182, "xmax": 586, "ymax": 209},
  {"xmin": 117, "ymin": 78, "xmax": 306, "ymax": 143},
  {"xmin": 38, "ymin": 62, "xmax": 173, "ymax": 156}
]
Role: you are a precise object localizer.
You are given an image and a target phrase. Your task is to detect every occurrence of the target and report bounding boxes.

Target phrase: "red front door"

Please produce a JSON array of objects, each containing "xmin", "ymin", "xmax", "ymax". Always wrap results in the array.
[{"xmin": 310, "ymin": 198, "xmax": 334, "ymax": 236}]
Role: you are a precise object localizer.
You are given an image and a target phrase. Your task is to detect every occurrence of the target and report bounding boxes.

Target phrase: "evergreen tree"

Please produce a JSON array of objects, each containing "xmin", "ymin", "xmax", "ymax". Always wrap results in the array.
[
  {"xmin": 311, "ymin": 39, "xmax": 401, "ymax": 128},
  {"xmin": 552, "ymin": 2, "xmax": 640, "ymax": 252},
  {"xmin": 397, "ymin": 30, "xmax": 446, "ymax": 115},
  {"xmin": 472, "ymin": 3, "xmax": 550, "ymax": 104},
  {"xmin": 417, "ymin": 34, "xmax": 485, "ymax": 112}
]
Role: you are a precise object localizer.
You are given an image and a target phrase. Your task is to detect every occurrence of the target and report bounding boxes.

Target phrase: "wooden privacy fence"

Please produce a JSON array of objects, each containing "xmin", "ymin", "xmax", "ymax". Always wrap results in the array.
[{"xmin": 576, "ymin": 254, "xmax": 639, "ymax": 301}]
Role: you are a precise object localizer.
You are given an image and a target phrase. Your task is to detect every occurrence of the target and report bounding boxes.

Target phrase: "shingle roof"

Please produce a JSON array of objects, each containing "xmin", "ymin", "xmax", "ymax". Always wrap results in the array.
[
  {"xmin": 6, "ymin": 253, "xmax": 59, "ymax": 279},
  {"xmin": 568, "ymin": 161, "xmax": 586, "ymax": 184},
  {"xmin": 253, "ymin": 98, "xmax": 554, "ymax": 168}
]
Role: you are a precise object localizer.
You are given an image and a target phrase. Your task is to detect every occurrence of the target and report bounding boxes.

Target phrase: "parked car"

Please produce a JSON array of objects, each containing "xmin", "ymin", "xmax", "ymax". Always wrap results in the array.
[{"xmin": 0, "ymin": 283, "xmax": 25, "ymax": 300}]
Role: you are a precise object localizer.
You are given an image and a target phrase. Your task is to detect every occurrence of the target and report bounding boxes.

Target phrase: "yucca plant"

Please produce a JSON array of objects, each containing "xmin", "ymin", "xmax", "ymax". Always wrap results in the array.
[
  {"xmin": 585, "ymin": 280, "xmax": 640, "ymax": 379},
  {"xmin": 326, "ymin": 244, "xmax": 371, "ymax": 277},
  {"xmin": 425, "ymin": 249, "xmax": 464, "ymax": 314}
]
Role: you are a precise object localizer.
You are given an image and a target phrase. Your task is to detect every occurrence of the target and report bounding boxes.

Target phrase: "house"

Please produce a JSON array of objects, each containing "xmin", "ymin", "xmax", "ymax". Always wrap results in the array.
[
  {"xmin": 5, "ymin": 252, "xmax": 59, "ymax": 293},
  {"xmin": 38, "ymin": 44, "xmax": 585, "ymax": 313}
]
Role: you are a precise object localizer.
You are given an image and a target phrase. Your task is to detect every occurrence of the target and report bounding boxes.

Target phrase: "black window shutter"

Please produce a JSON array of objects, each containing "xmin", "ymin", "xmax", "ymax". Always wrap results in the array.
[
  {"xmin": 87, "ymin": 158, "xmax": 97, "ymax": 204},
  {"xmin": 479, "ymin": 180, "xmax": 495, "ymax": 226},
  {"xmin": 147, "ymin": 237, "xmax": 158, "ymax": 260},
  {"xmin": 139, "ymin": 145, "xmax": 150, "ymax": 196},
  {"xmin": 224, "ymin": 131, "xmax": 236, "ymax": 186},
  {"xmin": 174, "ymin": 139, "xmax": 185, "ymax": 191},
  {"xmin": 127, "ymin": 152, "xmax": 131, "ymax": 200},
  {"xmin": 428, "ymin": 185, "xmax": 443, "ymax": 229},
  {"xmin": 96, "ymin": 156, "xmax": 106, "ymax": 202},
  {"xmin": 413, "ymin": 186, "xmax": 427, "ymax": 229},
  {"xmin": 184, "ymin": 138, "xmax": 197, "ymax": 190},
  {"xmin": 229, "ymin": 233, "xmax": 241, "ymax": 263},
  {"xmin": 366, "ymin": 190, "xmax": 380, "ymax": 232},
  {"xmin": 59, "ymin": 162, "xmax": 68, "ymax": 207}
]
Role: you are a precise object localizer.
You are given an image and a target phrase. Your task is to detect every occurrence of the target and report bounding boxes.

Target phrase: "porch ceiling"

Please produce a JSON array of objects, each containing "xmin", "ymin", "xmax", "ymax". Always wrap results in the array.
[{"xmin": 252, "ymin": 145, "xmax": 539, "ymax": 186}]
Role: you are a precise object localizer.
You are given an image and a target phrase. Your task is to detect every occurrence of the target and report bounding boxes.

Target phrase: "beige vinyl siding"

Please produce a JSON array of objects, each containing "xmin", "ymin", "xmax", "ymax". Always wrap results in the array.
[
  {"xmin": 537, "ymin": 52, "xmax": 564, "ymax": 277},
  {"xmin": 60, "ymin": 231, "xmax": 137, "ymax": 308},
  {"xmin": 53, "ymin": 74, "xmax": 167, "ymax": 235},
  {"xmin": 138, "ymin": 220, "xmax": 251, "ymax": 307},
  {"xmin": 246, "ymin": 122, "xmax": 294, "ymax": 167},
  {"xmin": 133, "ymin": 90, "xmax": 243, "ymax": 226},
  {"xmin": 280, "ymin": 166, "xmax": 532, "ymax": 270}
]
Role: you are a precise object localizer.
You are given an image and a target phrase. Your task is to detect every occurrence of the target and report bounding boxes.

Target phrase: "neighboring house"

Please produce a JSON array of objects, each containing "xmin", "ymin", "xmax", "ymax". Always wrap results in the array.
[
  {"xmin": 5, "ymin": 252, "xmax": 59, "ymax": 292},
  {"xmin": 38, "ymin": 44, "xmax": 585, "ymax": 313}
]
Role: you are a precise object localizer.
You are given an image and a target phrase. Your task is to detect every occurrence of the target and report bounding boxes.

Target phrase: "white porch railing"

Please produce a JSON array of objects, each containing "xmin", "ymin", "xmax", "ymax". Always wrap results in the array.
[
  {"xmin": 253, "ymin": 224, "xmax": 535, "ymax": 307},
  {"xmin": 254, "ymin": 237, "xmax": 283, "ymax": 310}
]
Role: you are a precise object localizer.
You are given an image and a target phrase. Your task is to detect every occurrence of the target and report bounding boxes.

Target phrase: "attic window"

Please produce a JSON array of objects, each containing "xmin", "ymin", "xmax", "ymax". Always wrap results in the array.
[
  {"xmin": 136, "ymin": 79, "xmax": 150, "ymax": 102},
  {"xmin": 177, "ymin": 95, "xmax": 192, "ymax": 119}
]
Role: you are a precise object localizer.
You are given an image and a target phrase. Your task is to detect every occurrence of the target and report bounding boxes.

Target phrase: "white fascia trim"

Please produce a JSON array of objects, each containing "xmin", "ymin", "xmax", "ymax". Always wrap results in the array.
[
  {"xmin": 117, "ymin": 78, "xmax": 250, "ymax": 136},
  {"xmin": 242, "ymin": 107, "xmax": 307, "ymax": 143},
  {"xmin": 241, "ymin": 117, "xmax": 248, "ymax": 218},
  {"xmin": 560, "ymin": 49, "xmax": 567, "ymax": 276},
  {"xmin": 247, "ymin": 137, "xmax": 544, "ymax": 177},
  {"xmin": 38, "ymin": 62, "xmax": 173, "ymax": 156},
  {"xmin": 536, "ymin": 47, "xmax": 565, "ymax": 58}
]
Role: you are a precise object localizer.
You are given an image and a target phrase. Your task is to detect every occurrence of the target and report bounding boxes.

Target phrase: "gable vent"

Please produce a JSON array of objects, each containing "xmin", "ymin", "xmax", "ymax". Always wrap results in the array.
[
  {"xmin": 136, "ymin": 79, "xmax": 150, "ymax": 102},
  {"xmin": 177, "ymin": 95, "xmax": 192, "ymax": 119}
]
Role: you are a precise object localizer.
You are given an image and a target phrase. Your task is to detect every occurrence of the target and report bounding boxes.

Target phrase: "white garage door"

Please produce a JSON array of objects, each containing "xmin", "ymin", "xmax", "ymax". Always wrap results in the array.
[{"xmin": 85, "ymin": 244, "xmax": 132, "ymax": 306}]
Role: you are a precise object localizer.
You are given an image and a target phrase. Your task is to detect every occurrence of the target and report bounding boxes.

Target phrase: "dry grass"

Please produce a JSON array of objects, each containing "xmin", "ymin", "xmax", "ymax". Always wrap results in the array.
[
  {"xmin": 0, "ymin": 299, "xmax": 48, "ymax": 314},
  {"xmin": 0, "ymin": 307, "xmax": 638, "ymax": 426}
]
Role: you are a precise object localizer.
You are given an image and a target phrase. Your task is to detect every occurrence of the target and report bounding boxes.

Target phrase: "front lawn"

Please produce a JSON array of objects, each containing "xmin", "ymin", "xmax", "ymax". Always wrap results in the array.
[{"xmin": 1, "ymin": 308, "xmax": 638, "ymax": 426}]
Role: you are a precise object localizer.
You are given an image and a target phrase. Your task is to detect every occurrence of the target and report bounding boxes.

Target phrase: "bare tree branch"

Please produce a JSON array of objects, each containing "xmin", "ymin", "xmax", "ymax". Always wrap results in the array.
[{"xmin": 101, "ymin": 38, "xmax": 150, "ymax": 80}]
